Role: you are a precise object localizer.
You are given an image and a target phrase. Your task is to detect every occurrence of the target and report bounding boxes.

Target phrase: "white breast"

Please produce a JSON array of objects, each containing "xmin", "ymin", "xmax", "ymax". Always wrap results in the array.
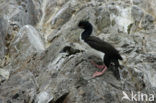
[{"xmin": 80, "ymin": 38, "xmax": 104, "ymax": 60}]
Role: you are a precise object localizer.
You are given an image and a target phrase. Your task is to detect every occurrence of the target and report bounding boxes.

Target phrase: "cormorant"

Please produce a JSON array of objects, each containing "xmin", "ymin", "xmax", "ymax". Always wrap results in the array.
[{"xmin": 78, "ymin": 20, "xmax": 123, "ymax": 79}]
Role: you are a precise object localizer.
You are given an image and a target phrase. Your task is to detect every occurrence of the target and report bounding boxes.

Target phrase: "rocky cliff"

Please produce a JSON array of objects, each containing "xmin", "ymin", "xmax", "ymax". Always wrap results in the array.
[{"xmin": 0, "ymin": 0, "xmax": 156, "ymax": 103}]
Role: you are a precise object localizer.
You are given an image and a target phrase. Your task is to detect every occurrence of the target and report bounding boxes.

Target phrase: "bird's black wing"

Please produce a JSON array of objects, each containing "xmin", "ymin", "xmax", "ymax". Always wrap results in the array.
[
  {"xmin": 85, "ymin": 36, "xmax": 122, "ymax": 60},
  {"xmin": 85, "ymin": 36, "xmax": 116, "ymax": 53}
]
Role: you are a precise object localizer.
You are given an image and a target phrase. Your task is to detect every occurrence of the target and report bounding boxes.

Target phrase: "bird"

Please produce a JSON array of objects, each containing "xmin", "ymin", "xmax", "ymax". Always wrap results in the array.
[
  {"xmin": 78, "ymin": 20, "xmax": 123, "ymax": 79},
  {"xmin": 60, "ymin": 46, "xmax": 83, "ymax": 56}
]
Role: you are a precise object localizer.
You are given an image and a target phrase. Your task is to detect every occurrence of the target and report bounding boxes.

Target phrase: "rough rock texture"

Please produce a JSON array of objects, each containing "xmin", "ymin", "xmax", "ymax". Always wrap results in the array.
[
  {"xmin": 0, "ymin": 16, "xmax": 8, "ymax": 60},
  {"xmin": 0, "ymin": 0, "xmax": 156, "ymax": 103}
]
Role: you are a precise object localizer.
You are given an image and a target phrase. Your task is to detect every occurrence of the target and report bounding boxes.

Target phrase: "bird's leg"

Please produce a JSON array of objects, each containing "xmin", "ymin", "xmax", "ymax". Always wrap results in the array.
[
  {"xmin": 92, "ymin": 66, "xmax": 107, "ymax": 77},
  {"xmin": 90, "ymin": 61, "xmax": 105, "ymax": 69}
]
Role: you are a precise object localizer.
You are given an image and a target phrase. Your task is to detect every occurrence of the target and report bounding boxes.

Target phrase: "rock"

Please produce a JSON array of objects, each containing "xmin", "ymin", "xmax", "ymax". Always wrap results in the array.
[
  {"xmin": 0, "ymin": 71, "xmax": 38, "ymax": 103},
  {"xmin": 51, "ymin": 1, "xmax": 76, "ymax": 29},
  {"xmin": 0, "ymin": 69, "xmax": 10, "ymax": 83},
  {"xmin": 10, "ymin": 0, "xmax": 41, "ymax": 26},
  {"xmin": 35, "ymin": 91, "xmax": 54, "ymax": 103},
  {"xmin": 10, "ymin": 25, "xmax": 45, "ymax": 60},
  {"xmin": 133, "ymin": 0, "xmax": 143, "ymax": 5},
  {"xmin": 96, "ymin": 9, "xmax": 111, "ymax": 32},
  {"xmin": 131, "ymin": 6, "xmax": 144, "ymax": 23},
  {"xmin": 15, "ymin": 25, "xmax": 45, "ymax": 51},
  {"xmin": 0, "ymin": 16, "xmax": 8, "ymax": 59},
  {"xmin": 109, "ymin": 5, "xmax": 133, "ymax": 33},
  {"xmin": 7, "ymin": 25, "xmax": 45, "ymax": 75},
  {"xmin": 141, "ymin": 14, "xmax": 154, "ymax": 30},
  {"xmin": 0, "ymin": 0, "xmax": 156, "ymax": 103},
  {"xmin": 145, "ymin": 32, "xmax": 156, "ymax": 52}
]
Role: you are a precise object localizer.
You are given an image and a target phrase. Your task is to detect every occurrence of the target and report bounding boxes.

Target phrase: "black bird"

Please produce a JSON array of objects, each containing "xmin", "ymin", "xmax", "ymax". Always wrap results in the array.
[{"xmin": 78, "ymin": 20, "xmax": 123, "ymax": 79}]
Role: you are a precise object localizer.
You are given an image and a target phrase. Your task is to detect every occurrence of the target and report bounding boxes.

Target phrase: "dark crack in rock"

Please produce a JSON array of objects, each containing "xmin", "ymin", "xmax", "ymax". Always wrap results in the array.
[{"xmin": 0, "ymin": 0, "xmax": 156, "ymax": 103}]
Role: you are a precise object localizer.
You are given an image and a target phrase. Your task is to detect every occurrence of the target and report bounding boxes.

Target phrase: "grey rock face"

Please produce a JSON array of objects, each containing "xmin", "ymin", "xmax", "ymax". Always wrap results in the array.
[
  {"xmin": 133, "ymin": 0, "xmax": 144, "ymax": 5},
  {"xmin": 7, "ymin": 0, "xmax": 41, "ymax": 27},
  {"xmin": 9, "ymin": 25, "xmax": 45, "ymax": 67},
  {"xmin": 51, "ymin": 1, "xmax": 76, "ymax": 29},
  {"xmin": 0, "ymin": 16, "xmax": 8, "ymax": 59},
  {"xmin": 141, "ymin": 14, "xmax": 154, "ymax": 30},
  {"xmin": 0, "ymin": 70, "xmax": 38, "ymax": 103},
  {"xmin": 96, "ymin": 9, "xmax": 111, "ymax": 32},
  {"xmin": 131, "ymin": 6, "xmax": 144, "ymax": 23},
  {"xmin": 0, "ymin": 0, "xmax": 156, "ymax": 103}
]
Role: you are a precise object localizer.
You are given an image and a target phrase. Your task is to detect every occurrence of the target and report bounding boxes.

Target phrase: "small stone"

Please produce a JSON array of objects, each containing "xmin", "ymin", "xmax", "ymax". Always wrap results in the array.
[
  {"xmin": 0, "ymin": 69, "xmax": 10, "ymax": 82},
  {"xmin": 79, "ymin": 89, "xmax": 85, "ymax": 95}
]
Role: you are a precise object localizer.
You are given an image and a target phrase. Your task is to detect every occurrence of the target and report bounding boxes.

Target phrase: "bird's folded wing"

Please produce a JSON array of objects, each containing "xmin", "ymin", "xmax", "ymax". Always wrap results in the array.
[{"xmin": 85, "ymin": 36, "xmax": 115, "ymax": 53}]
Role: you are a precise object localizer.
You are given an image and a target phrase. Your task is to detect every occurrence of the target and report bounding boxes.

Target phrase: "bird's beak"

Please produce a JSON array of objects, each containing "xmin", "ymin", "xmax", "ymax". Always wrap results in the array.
[{"xmin": 59, "ymin": 49, "xmax": 64, "ymax": 53}]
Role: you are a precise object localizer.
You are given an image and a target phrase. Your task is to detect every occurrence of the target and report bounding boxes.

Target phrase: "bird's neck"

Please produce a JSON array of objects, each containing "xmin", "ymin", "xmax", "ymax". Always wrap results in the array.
[{"xmin": 81, "ymin": 27, "xmax": 92, "ymax": 40}]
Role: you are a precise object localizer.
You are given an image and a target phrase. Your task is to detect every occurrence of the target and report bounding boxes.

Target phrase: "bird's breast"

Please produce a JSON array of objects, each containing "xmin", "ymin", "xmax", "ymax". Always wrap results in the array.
[{"xmin": 80, "ymin": 39, "xmax": 104, "ymax": 60}]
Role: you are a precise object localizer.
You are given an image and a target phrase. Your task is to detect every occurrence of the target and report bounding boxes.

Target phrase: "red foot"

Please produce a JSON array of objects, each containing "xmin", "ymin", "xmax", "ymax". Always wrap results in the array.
[
  {"xmin": 92, "ymin": 67, "xmax": 107, "ymax": 77},
  {"xmin": 90, "ymin": 61, "xmax": 105, "ymax": 69}
]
